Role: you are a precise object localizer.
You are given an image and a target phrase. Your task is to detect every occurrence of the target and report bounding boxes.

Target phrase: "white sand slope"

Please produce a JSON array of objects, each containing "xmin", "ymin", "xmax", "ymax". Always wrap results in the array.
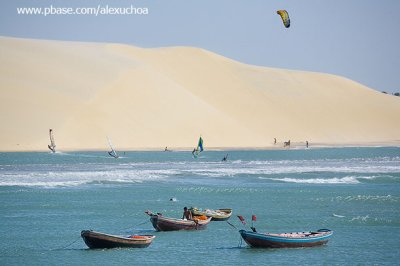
[{"xmin": 0, "ymin": 36, "xmax": 399, "ymax": 151}]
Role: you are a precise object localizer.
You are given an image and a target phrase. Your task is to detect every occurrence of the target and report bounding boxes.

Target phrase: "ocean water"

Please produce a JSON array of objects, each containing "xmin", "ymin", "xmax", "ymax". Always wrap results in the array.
[{"xmin": 1, "ymin": 147, "xmax": 399, "ymax": 265}]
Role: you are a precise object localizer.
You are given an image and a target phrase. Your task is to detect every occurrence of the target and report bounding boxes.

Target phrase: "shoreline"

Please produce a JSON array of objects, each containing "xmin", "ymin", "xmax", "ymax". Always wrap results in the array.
[{"xmin": 1, "ymin": 141, "xmax": 399, "ymax": 153}]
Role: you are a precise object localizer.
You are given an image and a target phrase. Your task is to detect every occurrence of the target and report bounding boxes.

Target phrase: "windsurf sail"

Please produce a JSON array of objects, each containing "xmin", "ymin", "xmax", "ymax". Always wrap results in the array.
[
  {"xmin": 197, "ymin": 137, "xmax": 204, "ymax": 152},
  {"xmin": 48, "ymin": 129, "xmax": 56, "ymax": 153},
  {"xmin": 107, "ymin": 137, "xmax": 119, "ymax": 158},
  {"xmin": 192, "ymin": 136, "xmax": 204, "ymax": 158}
]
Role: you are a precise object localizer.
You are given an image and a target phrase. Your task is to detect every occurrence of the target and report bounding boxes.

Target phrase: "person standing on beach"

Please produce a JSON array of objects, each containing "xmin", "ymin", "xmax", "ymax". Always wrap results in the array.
[
  {"xmin": 306, "ymin": 141, "xmax": 309, "ymax": 148},
  {"xmin": 274, "ymin": 138, "xmax": 277, "ymax": 145}
]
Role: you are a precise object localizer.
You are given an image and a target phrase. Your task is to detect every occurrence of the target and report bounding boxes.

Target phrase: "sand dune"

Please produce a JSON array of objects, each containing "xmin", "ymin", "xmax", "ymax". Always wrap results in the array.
[{"xmin": 0, "ymin": 36, "xmax": 399, "ymax": 151}]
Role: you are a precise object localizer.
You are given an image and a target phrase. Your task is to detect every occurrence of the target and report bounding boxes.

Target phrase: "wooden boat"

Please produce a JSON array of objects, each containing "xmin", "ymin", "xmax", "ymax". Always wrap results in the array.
[
  {"xmin": 145, "ymin": 211, "xmax": 211, "ymax": 231},
  {"xmin": 189, "ymin": 207, "xmax": 232, "ymax": 221},
  {"xmin": 81, "ymin": 230, "xmax": 155, "ymax": 249},
  {"xmin": 239, "ymin": 228, "xmax": 333, "ymax": 248}
]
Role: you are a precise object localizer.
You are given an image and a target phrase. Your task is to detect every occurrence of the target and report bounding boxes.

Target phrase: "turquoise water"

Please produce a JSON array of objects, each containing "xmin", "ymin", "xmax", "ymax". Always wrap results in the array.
[{"xmin": 1, "ymin": 147, "xmax": 399, "ymax": 265}]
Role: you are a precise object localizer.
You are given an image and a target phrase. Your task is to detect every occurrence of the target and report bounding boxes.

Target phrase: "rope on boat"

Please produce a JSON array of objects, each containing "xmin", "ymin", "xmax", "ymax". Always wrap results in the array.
[
  {"xmin": 238, "ymin": 235, "xmax": 243, "ymax": 248},
  {"xmin": 120, "ymin": 219, "xmax": 150, "ymax": 231},
  {"xmin": 225, "ymin": 221, "xmax": 244, "ymax": 248},
  {"xmin": 50, "ymin": 236, "xmax": 81, "ymax": 251},
  {"xmin": 226, "ymin": 221, "xmax": 237, "ymax": 230}
]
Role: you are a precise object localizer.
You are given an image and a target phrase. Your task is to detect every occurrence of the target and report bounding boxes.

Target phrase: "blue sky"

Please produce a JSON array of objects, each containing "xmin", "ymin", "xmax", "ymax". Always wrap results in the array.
[{"xmin": 1, "ymin": 0, "xmax": 399, "ymax": 93}]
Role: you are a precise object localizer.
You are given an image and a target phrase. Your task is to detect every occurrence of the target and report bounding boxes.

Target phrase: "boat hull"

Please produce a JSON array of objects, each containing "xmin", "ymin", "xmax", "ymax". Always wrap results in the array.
[
  {"xmin": 149, "ymin": 215, "xmax": 211, "ymax": 231},
  {"xmin": 81, "ymin": 230, "xmax": 155, "ymax": 249},
  {"xmin": 190, "ymin": 208, "xmax": 232, "ymax": 221},
  {"xmin": 239, "ymin": 229, "xmax": 333, "ymax": 248}
]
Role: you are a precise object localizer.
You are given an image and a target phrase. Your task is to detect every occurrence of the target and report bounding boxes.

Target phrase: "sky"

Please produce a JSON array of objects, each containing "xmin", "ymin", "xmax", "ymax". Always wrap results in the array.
[{"xmin": 1, "ymin": 0, "xmax": 399, "ymax": 93}]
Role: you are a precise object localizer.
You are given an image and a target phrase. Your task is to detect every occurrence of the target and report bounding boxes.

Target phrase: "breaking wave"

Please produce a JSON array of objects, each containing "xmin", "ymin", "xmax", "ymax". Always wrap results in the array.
[
  {"xmin": 261, "ymin": 175, "xmax": 388, "ymax": 184},
  {"xmin": 264, "ymin": 176, "xmax": 362, "ymax": 184},
  {"xmin": 0, "ymin": 169, "xmax": 178, "ymax": 188},
  {"xmin": 1, "ymin": 150, "xmax": 399, "ymax": 187}
]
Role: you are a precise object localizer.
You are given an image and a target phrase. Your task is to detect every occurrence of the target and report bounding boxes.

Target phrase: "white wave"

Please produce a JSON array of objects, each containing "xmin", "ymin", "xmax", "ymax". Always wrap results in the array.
[
  {"xmin": 335, "ymin": 194, "xmax": 398, "ymax": 202},
  {"xmin": 264, "ymin": 176, "xmax": 361, "ymax": 184},
  {"xmin": 2, "ymin": 153, "xmax": 399, "ymax": 187},
  {"xmin": 242, "ymin": 158, "xmax": 400, "ymax": 174},
  {"xmin": 0, "ymin": 169, "xmax": 178, "ymax": 187},
  {"xmin": 350, "ymin": 215, "xmax": 370, "ymax": 222},
  {"xmin": 63, "ymin": 153, "xmax": 110, "ymax": 159},
  {"xmin": 0, "ymin": 180, "xmax": 88, "ymax": 188},
  {"xmin": 349, "ymin": 215, "xmax": 394, "ymax": 225},
  {"xmin": 333, "ymin": 213, "xmax": 345, "ymax": 218}
]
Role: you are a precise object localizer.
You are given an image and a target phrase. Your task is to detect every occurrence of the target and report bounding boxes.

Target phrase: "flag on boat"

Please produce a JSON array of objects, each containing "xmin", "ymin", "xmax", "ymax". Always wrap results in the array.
[{"xmin": 238, "ymin": 215, "xmax": 246, "ymax": 225}]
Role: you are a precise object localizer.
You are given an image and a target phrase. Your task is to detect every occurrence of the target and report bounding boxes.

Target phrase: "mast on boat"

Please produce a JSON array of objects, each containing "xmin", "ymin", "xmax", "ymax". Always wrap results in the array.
[{"xmin": 48, "ymin": 129, "xmax": 56, "ymax": 153}]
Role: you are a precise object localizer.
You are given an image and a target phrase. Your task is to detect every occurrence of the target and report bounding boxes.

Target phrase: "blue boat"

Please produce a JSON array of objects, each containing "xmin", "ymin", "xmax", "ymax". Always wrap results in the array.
[{"xmin": 239, "ymin": 228, "xmax": 333, "ymax": 248}]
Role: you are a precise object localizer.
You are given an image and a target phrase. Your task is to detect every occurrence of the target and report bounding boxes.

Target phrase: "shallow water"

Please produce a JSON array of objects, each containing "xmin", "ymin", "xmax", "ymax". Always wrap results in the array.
[{"xmin": 1, "ymin": 147, "xmax": 399, "ymax": 265}]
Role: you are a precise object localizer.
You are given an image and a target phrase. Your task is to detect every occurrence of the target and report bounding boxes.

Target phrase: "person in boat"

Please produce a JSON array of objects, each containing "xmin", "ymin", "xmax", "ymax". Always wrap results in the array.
[
  {"xmin": 222, "ymin": 153, "xmax": 228, "ymax": 162},
  {"xmin": 182, "ymin": 207, "xmax": 193, "ymax": 220}
]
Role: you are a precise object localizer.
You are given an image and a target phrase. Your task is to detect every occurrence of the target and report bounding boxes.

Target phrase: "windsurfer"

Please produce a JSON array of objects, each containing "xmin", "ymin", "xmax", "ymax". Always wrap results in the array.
[{"xmin": 48, "ymin": 129, "xmax": 56, "ymax": 153}]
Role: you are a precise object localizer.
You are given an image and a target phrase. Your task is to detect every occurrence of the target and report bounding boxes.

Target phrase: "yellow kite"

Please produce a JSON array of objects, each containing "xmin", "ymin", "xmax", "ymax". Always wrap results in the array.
[{"xmin": 277, "ymin": 10, "xmax": 290, "ymax": 28}]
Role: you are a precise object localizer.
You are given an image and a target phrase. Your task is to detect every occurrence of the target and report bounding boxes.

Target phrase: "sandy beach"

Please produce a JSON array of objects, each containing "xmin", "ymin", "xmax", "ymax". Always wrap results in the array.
[{"xmin": 0, "ymin": 36, "xmax": 399, "ymax": 151}]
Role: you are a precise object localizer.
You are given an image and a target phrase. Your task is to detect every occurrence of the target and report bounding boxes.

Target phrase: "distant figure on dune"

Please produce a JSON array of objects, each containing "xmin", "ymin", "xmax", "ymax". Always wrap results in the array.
[{"xmin": 284, "ymin": 140, "xmax": 291, "ymax": 148}]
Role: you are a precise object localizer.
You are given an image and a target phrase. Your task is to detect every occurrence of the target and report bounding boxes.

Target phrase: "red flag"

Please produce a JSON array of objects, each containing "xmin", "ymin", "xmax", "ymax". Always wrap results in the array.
[
  {"xmin": 237, "ymin": 215, "xmax": 246, "ymax": 225},
  {"xmin": 252, "ymin": 215, "xmax": 257, "ymax": 221}
]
